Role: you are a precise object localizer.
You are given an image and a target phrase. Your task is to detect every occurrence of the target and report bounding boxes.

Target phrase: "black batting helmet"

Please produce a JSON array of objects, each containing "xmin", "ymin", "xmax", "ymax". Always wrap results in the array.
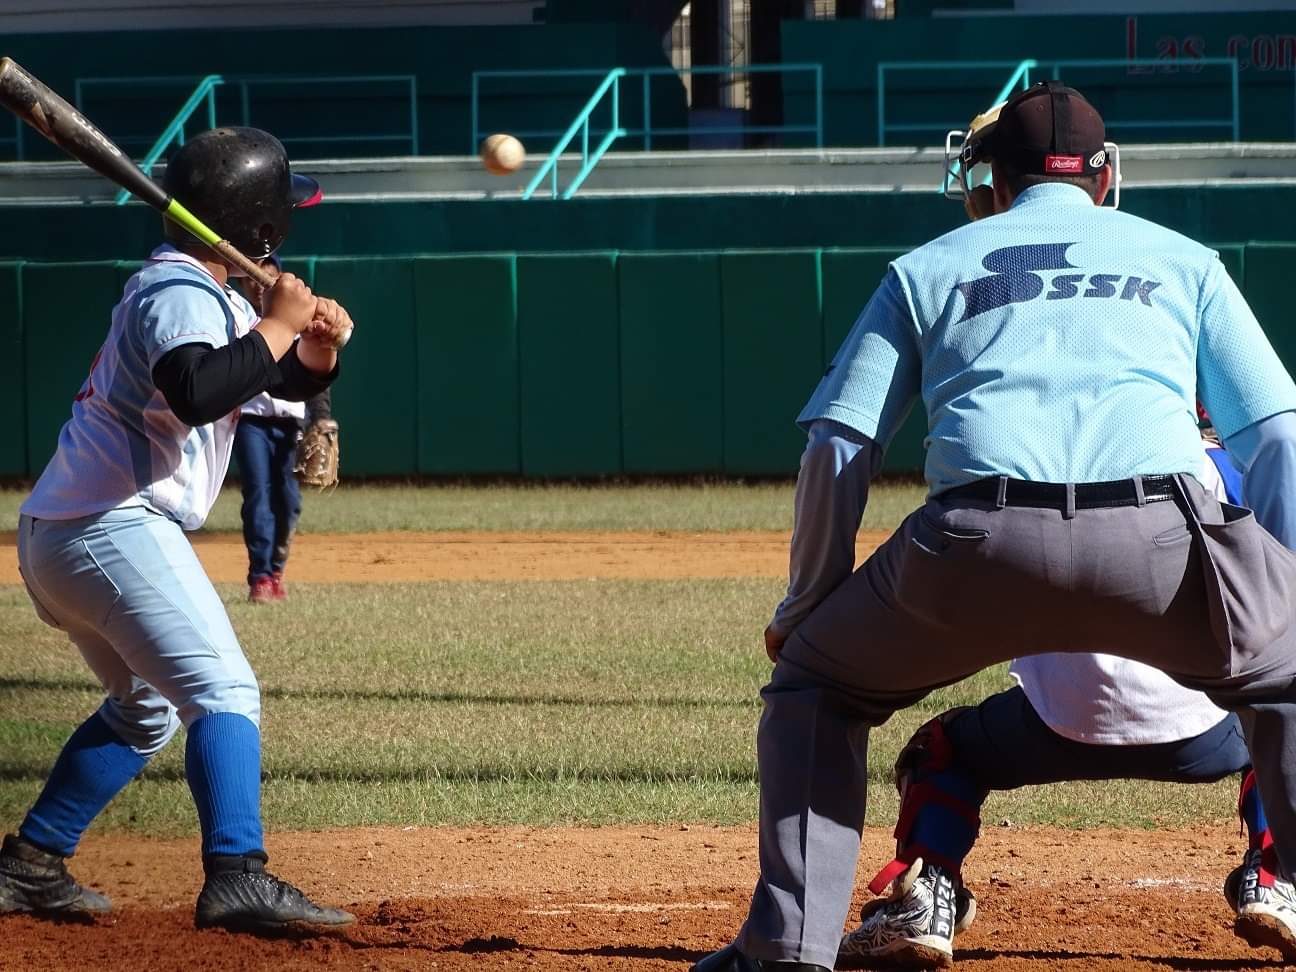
[{"xmin": 161, "ymin": 127, "xmax": 321, "ymax": 259}]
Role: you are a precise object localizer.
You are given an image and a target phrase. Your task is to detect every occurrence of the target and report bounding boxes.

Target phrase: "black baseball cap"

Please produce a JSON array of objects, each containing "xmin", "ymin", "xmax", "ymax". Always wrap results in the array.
[{"xmin": 965, "ymin": 81, "xmax": 1109, "ymax": 177}]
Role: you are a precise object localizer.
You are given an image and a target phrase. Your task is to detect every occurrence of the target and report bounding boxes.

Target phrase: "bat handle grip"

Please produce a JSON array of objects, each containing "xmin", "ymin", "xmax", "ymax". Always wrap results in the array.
[
  {"xmin": 213, "ymin": 241, "xmax": 277, "ymax": 287},
  {"xmin": 235, "ymin": 248, "xmax": 353, "ymax": 350}
]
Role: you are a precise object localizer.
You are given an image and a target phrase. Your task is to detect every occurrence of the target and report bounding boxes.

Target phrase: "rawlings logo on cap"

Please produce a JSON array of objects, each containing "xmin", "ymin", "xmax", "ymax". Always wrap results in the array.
[
  {"xmin": 1089, "ymin": 150, "xmax": 1107, "ymax": 168},
  {"xmin": 1045, "ymin": 155, "xmax": 1084, "ymax": 173}
]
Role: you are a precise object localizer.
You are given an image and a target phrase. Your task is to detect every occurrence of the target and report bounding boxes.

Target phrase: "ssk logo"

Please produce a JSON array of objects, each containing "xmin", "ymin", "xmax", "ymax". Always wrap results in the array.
[{"xmin": 956, "ymin": 243, "xmax": 1161, "ymax": 322}]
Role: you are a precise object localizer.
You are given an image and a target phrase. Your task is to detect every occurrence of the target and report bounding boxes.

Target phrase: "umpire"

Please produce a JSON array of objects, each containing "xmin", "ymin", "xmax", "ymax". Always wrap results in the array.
[{"xmin": 694, "ymin": 81, "xmax": 1296, "ymax": 971}]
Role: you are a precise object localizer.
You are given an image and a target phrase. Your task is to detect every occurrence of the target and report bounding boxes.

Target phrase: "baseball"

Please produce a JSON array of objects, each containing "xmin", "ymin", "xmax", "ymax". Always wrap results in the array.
[{"xmin": 480, "ymin": 133, "xmax": 526, "ymax": 175}]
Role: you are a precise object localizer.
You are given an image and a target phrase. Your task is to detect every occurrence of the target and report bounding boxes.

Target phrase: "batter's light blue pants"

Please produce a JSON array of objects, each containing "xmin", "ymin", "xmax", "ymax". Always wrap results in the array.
[{"xmin": 17, "ymin": 507, "xmax": 260, "ymax": 757}]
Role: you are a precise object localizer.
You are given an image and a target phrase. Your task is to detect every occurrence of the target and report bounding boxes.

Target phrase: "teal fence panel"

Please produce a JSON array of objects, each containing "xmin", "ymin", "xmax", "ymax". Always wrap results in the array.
[
  {"xmin": 720, "ymin": 251, "xmax": 824, "ymax": 475},
  {"xmin": 22, "ymin": 264, "xmax": 123, "ymax": 474},
  {"xmin": 311, "ymin": 258, "xmax": 418, "ymax": 476},
  {"xmin": 414, "ymin": 255, "xmax": 521, "ymax": 474},
  {"xmin": 517, "ymin": 253, "xmax": 622, "ymax": 476},
  {"xmin": 1244, "ymin": 244, "xmax": 1296, "ymax": 375},
  {"xmin": 0, "ymin": 264, "xmax": 24, "ymax": 476},
  {"xmin": 618, "ymin": 252, "xmax": 724, "ymax": 473},
  {"xmin": 820, "ymin": 248, "xmax": 926, "ymax": 472},
  {"xmin": 1217, "ymin": 246, "xmax": 1245, "ymax": 288}
]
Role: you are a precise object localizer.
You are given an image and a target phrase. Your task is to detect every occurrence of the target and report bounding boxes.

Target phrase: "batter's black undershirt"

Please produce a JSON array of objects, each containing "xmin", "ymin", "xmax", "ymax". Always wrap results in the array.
[{"xmin": 152, "ymin": 331, "xmax": 337, "ymax": 427}]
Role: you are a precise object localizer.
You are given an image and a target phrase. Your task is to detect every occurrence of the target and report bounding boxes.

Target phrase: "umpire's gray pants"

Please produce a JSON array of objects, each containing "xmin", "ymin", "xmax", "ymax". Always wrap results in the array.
[{"xmin": 734, "ymin": 474, "xmax": 1296, "ymax": 969}]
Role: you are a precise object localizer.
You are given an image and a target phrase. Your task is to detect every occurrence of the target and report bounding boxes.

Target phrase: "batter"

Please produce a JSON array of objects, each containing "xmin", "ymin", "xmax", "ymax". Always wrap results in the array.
[{"xmin": 0, "ymin": 127, "xmax": 355, "ymax": 933}]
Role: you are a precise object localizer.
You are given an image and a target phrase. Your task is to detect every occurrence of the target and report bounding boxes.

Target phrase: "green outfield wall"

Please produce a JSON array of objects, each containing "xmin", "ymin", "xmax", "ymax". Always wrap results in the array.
[
  {"xmin": 4, "ymin": 242, "xmax": 1291, "ymax": 481},
  {"xmin": 2, "ymin": 183, "xmax": 1295, "ymax": 264}
]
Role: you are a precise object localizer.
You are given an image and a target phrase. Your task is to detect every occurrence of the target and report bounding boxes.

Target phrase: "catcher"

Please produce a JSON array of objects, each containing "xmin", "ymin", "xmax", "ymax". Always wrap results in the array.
[{"xmin": 234, "ymin": 257, "xmax": 341, "ymax": 603}]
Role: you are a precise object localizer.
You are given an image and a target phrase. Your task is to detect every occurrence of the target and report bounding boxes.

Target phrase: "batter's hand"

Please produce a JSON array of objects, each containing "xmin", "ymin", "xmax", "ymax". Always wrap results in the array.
[
  {"xmin": 263, "ymin": 273, "xmax": 317, "ymax": 334},
  {"xmin": 764, "ymin": 624, "xmax": 788, "ymax": 664},
  {"xmin": 303, "ymin": 297, "xmax": 355, "ymax": 351}
]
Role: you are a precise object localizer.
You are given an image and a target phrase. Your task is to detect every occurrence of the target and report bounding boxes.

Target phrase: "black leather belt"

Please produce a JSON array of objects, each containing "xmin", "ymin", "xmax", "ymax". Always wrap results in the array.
[{"xmin": 941, "ymin": 475, "xmax": 1177, "ymax": 511}]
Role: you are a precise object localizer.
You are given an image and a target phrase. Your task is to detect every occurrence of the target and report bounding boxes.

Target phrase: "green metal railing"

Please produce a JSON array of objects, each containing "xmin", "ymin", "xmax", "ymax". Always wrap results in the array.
[
  {"xmin": 878, "ymin": 56, "xmax": 1242, "ymax": 148},
  {"xmin": 472, "ymin": 63, "xmax": 824, "ymax": 199},
  {"xmin": 103, "ymin": 75, "xmax": 222, "ymax": 205},
  {"xmin": 231, "ymin": 75, "xmax": 418, "ymax": 154},
  {"xmin": 71, "ymin": 73, "xmax": 419, "ymax": 203},
  {"xmin": 520, "ymin": 69, "xmax": 626, "ymax": 201}
]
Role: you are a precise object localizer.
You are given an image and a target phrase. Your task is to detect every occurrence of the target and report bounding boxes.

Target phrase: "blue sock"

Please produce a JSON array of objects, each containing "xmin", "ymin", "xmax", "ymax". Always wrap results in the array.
[
  {"xmin": 907, "ymin": 768, "xmax": 984, "ymax": 872},
  {"xmin": 20, "ymin": 712, "xmax": 147, "ymax": 858},
  {"xmin": 185, "ymin": 713, "xmax": 265, "ymax": 858},
  {"xmin": 1242, "ymin": 778, "xmax": 1269, "ymax": 846}
]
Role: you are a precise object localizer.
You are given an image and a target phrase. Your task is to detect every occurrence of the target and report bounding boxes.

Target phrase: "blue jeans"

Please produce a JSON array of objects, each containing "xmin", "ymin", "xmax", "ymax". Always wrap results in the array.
[{"xmin": 233, "ymin": 416, "xmax": 301, "ymax": 584}]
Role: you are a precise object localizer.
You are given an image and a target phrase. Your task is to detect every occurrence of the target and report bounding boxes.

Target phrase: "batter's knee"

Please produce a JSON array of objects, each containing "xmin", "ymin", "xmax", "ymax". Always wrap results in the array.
[
  {"xmin": 97, "ymin": 693, "xmax": 182, "ymax": 759},
  {"xmin": 178, "ymin": 674, "xmax": 262, "ymax": 728}
]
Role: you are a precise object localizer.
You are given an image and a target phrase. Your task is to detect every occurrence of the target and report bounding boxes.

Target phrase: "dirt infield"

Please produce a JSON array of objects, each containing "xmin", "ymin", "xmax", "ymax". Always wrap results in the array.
[
  {"xmin": 0, "ymin": 529, "xmax": 892, "ymax": 585},
  {"xmin": 1, "ymin": 824, "xmax": 1279, "ymax": 971},
  {"xmin": 1, "ymin": 529, "xmax": 1281, "ymax": 970}
]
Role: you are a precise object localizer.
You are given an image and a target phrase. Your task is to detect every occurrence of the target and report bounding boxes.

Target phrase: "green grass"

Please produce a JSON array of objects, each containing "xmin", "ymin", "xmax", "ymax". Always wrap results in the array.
[
  {"xmin": 0, "ymin": 479, "xmax": 929, "ymax": 534},
  {"xmin": 0, "ymin": 581, "xmax": 1239, "ymax": 838}
]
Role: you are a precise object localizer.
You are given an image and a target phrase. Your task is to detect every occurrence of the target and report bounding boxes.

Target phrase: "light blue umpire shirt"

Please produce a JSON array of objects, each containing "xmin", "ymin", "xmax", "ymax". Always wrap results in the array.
[{"xmin": 772, "ymin": 183, "xmax": 1296, "ymax": 636}]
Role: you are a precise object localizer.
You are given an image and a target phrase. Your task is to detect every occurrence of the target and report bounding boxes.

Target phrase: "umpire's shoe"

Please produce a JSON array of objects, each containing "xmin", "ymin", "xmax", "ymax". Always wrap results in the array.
[
  {"xmin": 195, "ymin": 851, "xmax": 354, "ymax": 933},
  {"xmin": 838, "ymin": 858, "xmax": 968, "ymax": 969},
  {"xmin": 690, "ymin": 942, "xmax": 827, "ymax": 972},
  {"xmin": 0, "ymin": 833, "xmax": 112, "ymax": 917},
  {"xmin": 1225, "ymin": 847, "xmax": 1296, "ymax": 961}
]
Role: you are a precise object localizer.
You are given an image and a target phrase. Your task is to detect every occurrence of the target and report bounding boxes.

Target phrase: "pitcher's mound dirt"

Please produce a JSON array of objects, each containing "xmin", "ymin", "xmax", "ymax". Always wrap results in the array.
[{"xmin": 2, "ymin": 823, "xmax": 1284, "ymax": 971}]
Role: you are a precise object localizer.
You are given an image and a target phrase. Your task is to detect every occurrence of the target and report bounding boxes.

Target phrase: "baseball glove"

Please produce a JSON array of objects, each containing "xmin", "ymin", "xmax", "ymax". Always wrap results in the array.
[{"xmin": 295, "ymin": 419, "xmax": 340, "ymax": 489}]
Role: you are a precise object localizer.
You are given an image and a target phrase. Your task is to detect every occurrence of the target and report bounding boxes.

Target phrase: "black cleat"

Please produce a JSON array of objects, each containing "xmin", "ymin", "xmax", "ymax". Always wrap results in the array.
[
  {"xmin": 194, "ymin": 852, "xmax": 354, "ymax": 933},
  {"xmin": 0, "ymin": 833, "xmax": 112, "ymax": 917},
  {"xmin": 691, "ymin": 942, "xmax": 828, "ymax": 972}
]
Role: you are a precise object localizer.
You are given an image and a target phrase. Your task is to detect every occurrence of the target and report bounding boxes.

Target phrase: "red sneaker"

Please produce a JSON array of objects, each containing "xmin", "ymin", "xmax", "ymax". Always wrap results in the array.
[
  {"xmin": 248, "ymin": 577, "xmax": 276, "ymax": 604},
  {"xmin": 270, "ymin": 573, "xmax": 288, "ymax": 602}
]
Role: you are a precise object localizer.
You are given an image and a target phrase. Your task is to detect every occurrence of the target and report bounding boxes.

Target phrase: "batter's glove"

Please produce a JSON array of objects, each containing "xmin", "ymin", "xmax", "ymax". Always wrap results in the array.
[{"xmin": 295, "ymin": 418, "xmax": 340, "ymax": 489}]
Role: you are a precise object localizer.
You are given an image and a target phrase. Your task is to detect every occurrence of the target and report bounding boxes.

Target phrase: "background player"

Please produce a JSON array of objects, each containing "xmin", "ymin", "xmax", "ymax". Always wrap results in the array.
[
  {"xmin": 0, "ymin": 127, "xmax": 355, "ymax": 932},
  {"xmin": 838, "ymin": 435, "xmax": 1267, "ymax": 969},
  {"xmin": 233, "ymin": 255, "xmax": 338, "ymax": 604}
]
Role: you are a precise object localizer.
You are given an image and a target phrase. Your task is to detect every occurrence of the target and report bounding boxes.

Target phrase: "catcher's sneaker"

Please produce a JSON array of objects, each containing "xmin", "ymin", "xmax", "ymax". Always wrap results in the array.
[
  {"xmin": 195, "ymin": 852, "xmax": 354, "ymax": 933},
  {"xmin": 1224, "ymin": 848, "xmax": 1296, "ymax": 961},
  {"xmin": 690, "ymin": 942, "xmax": 827, "ymax": 971},
  {"xmin": 838, "ymin": 858, "xmax": 969, "ymax": 969},
  {"xmin": 0, "ymin": 833, "xmax": 112, "ymax": 917}
]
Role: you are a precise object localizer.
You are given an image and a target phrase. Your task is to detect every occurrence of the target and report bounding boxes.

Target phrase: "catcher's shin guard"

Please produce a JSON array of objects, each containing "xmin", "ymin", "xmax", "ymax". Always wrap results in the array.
[{"xmin": 868, "ymin": 711, "xmax": 986, "ymax": 897}]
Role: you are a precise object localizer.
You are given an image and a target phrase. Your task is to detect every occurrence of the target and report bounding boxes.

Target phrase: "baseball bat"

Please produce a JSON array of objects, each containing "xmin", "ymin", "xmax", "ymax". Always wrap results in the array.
[{"xmin": 0, "ymin": 56, "xmax": 275, "ymax": 286}]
